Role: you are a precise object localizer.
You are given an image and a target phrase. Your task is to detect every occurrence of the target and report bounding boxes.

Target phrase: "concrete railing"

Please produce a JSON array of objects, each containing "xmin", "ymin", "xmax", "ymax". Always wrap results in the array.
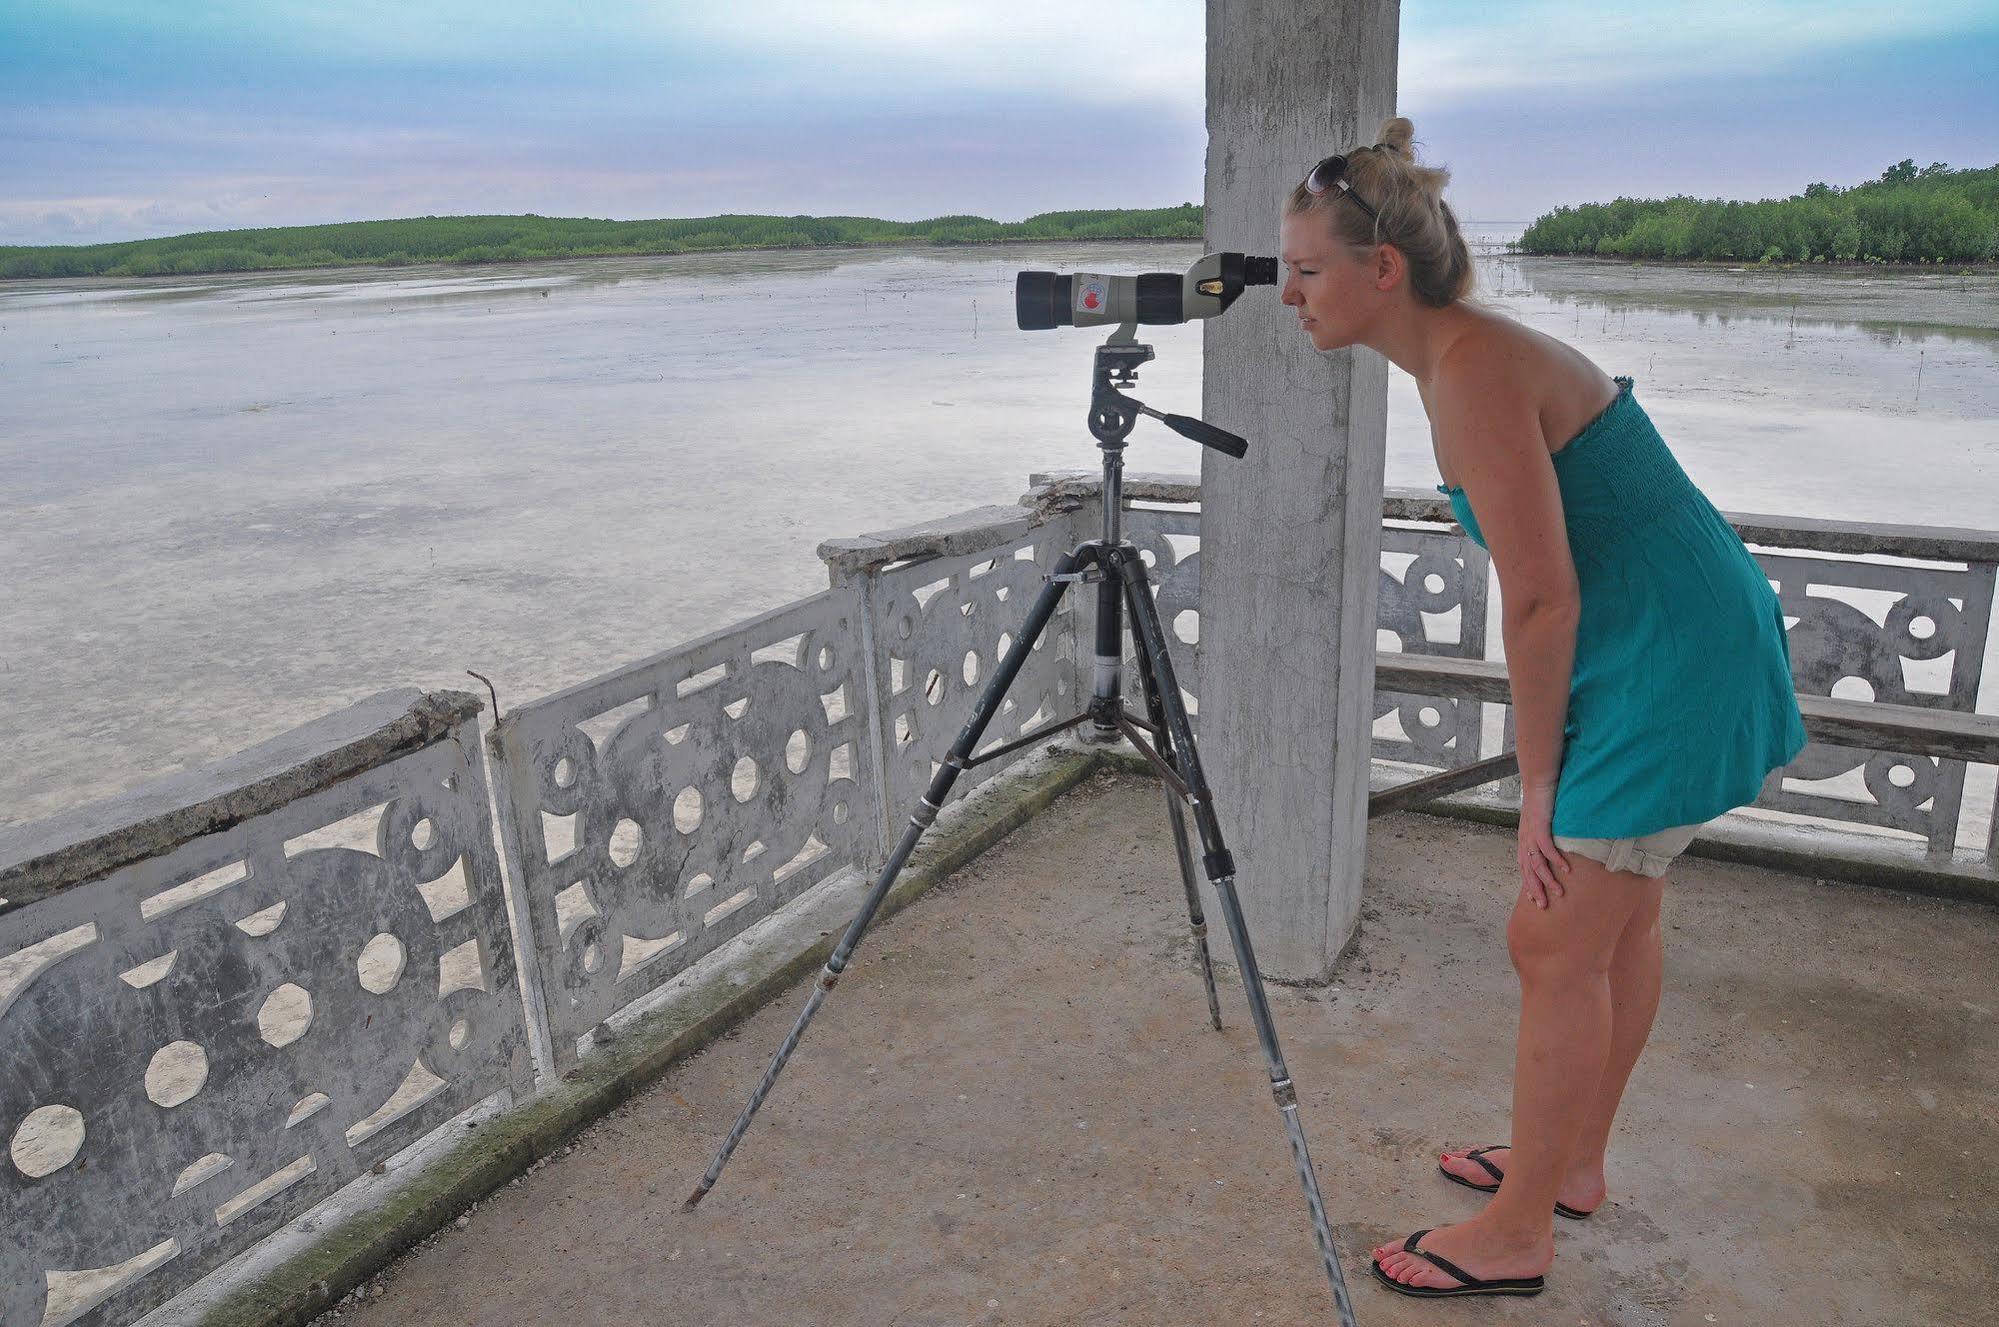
[
  {"xmin": 1031, "ymin": 470, "xmax": 1999, "ymax": 889},
  {"xmin": 4, "ymin": 473, "xmax": 1994, "ymax": 1326},
  {"xmin": 0, "ymin": 690, "xmax": 533, "ymax": 1327},
  {"xmin": 484, "ymin": 501, "xmax": 1081, "ymax": 1073},
  {"xmin": 0, "ymin": 497, "xmax": 1087, "ymax": 1327}
]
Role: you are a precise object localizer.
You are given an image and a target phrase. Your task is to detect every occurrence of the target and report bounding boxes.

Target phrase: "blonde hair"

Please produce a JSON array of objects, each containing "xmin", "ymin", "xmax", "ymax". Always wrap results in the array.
[{"xmin": 1285, "ymin": 116, "xmax": 1474, "ymax": 308}]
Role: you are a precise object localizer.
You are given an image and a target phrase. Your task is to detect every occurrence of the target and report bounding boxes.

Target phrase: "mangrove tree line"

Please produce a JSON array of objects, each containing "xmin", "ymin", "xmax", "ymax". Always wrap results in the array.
[
  {"xmin": 0, "ymin": 207, "xmax": 1204, "ymax": 280},
  {"xmin": 1517, "ymin": 160, "xmax": 1998, "ymax": 263}
]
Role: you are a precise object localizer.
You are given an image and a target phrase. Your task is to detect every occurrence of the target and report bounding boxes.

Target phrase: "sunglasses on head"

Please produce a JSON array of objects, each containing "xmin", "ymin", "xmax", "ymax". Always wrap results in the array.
[{"xmin": 1303, "ymin": 153, "xmax": 1380, "ymax": 223}]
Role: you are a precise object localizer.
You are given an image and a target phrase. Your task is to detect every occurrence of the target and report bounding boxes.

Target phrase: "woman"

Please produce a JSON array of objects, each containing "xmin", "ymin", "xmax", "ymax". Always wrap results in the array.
[{"xmin": 1278, "ymin": 117, "xmax": 1808, "ymax": 1300}]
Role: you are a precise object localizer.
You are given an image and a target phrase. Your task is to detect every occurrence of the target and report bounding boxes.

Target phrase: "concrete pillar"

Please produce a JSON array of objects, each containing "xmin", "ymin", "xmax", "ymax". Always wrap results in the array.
[{"xmin": 1200, "ymin": 0, "xmax": 1399, "ymax": 979}]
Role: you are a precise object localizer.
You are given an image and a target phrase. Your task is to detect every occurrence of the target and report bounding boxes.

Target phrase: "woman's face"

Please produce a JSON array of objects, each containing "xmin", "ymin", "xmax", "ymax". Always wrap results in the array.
[{"xmin": 1279, "ymin": 212, "xmax": 1378, "ymax": 352}]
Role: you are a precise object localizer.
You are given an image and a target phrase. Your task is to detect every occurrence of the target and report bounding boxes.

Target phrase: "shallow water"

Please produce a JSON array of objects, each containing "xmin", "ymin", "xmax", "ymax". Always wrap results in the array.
[{"xmin": 4, "ymin": 235, "xmax": 1996, "ymax": 838}]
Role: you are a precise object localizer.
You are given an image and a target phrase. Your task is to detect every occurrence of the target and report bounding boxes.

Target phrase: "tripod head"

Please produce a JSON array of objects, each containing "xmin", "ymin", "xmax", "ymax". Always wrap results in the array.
[
  {"xmin": 1082, "ymin": 324, "xmax": 1247, "ymax": 548},
  {"xmin": 1088, "ymin": 325, "xmax": 1248, "ymax": 460}
]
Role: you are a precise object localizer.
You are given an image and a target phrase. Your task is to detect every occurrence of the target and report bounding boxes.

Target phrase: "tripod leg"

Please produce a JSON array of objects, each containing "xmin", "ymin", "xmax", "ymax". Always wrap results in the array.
[
  {"xmin": 684, "ymin": 545, "xmax": 1085, "ymax": 1212},
  {"xmin": 1122, "ymin": 574, "xmax": 1223, "ymax": 1031},
  {"xmin": 1112, "ymin": 547, "xmax": 1359, "ymax": 1327}
]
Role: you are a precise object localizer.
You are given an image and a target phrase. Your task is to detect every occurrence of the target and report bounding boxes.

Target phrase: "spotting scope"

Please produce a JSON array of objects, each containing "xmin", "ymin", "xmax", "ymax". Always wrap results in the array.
[{"xmin": 1015, "ymin": 252, "xmax": 1278, "ymax": 330}]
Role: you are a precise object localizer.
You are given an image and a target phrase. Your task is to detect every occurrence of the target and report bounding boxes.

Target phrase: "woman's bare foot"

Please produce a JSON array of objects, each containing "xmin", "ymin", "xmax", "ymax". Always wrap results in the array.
[
  {"xmin": 1439, "ymin": 1145, "xmax": 1606, "ymax": 1215},
  {"xmin": 1370, "ymin": 1215, "xmax": 1553, "ymax": 1291}
]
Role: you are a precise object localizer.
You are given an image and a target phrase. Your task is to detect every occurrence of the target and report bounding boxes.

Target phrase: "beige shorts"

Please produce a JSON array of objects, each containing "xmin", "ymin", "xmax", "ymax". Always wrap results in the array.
[{"xmin": 1551, "ymin": 820, "xmax": 1706, "ymax": 878}]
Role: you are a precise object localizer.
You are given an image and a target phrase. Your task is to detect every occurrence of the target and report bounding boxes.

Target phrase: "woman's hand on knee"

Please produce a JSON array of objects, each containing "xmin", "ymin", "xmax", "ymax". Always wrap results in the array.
[{"xmin": 1516, "ymin": 781, "xmax": 1572, "ymax": 909}]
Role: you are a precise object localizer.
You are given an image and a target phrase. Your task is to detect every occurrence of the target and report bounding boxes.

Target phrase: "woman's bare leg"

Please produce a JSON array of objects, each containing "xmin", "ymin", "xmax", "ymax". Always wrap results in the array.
[
  {"xmin": 1567, "ymin": 879, "xmax": 1665, "ymax": 1190},
  {"xmin": 1440, "ymin": 876, "xmax": 1665, "ymax": 1211},
  {"xmin": 1373, "ymin": 853, "xmax": 1648, "ymax": 1289}
]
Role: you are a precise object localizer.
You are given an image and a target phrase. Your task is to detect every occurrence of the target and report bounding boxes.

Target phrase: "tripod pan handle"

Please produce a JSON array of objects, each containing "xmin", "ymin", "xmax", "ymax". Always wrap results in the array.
[{"xmin": 1161, "ymin": 412, "xmax": 1249, "ymax": 459}]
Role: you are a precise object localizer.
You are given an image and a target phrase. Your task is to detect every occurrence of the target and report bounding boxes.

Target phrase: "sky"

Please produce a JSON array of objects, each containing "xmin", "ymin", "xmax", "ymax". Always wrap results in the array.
[{"xmin": 2, "ymin": 1, "xmax": 1997, "ymax": 247}]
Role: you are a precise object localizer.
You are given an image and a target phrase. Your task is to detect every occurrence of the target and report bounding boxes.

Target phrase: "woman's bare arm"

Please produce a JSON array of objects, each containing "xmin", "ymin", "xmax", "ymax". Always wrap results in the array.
[{"xmin": 1430, "ymin": 342, "xmax": 1582, "ymax": 899}]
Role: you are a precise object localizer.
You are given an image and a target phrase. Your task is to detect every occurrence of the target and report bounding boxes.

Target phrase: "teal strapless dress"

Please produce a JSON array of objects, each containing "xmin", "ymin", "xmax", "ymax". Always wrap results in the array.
[{"xmin": 1437, "ymin": 376, "xmax": 1808, "ymax": 839}]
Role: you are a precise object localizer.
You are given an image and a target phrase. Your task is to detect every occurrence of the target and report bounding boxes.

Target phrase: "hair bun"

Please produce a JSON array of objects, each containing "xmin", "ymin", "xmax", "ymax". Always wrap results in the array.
[
  {"xmin": 1376, "ymin": 116, "xmax": 1415, "ymax": 158},
  {"xmin": 1283, "ymin": 112, "xmax": 1471, "ymax": 308}
]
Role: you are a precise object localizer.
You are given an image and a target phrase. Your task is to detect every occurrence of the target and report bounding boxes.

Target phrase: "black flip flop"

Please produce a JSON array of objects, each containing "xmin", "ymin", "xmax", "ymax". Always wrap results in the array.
[
  {"xmin": 1438, "ymin": 1144, "xmax": 1597, "ymax": 1220},
  {"xmin": 1369, "ymin": 1228, "xmax": 1547, "ymax": 1299}
]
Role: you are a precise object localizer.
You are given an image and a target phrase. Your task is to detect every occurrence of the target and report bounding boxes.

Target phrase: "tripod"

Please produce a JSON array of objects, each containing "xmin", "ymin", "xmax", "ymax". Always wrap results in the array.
[{"xmin": 684, "ymin": 327, "xmax": 1360, "ymax": 1326}]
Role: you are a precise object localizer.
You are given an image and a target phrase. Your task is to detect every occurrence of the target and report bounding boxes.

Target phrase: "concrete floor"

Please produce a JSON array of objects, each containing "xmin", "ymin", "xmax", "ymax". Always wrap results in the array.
[{"xmin": 319, "ymin": 770, "xmax": 1998, "ymax": 1327}]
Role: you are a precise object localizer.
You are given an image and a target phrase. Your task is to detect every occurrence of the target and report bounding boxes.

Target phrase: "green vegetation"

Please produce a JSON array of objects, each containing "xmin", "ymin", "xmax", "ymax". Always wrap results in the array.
[
  {"xmin": 0, "ymin": 206, "xmax": 1205, "ymax": 280},
  {"xmin": 1519, "ymin": 160, "xmax": 1999, "ymax": 264}
]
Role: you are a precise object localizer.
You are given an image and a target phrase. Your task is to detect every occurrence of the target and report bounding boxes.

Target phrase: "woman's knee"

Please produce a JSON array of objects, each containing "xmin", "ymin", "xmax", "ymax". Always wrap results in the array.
[
  {"xmin": 1503, "ymin": 911, "xmax": 1607, "ymax": 983},
  {"xmin": 1506, "ymin": 897, "xmax": 1620, "ymax": 983}
]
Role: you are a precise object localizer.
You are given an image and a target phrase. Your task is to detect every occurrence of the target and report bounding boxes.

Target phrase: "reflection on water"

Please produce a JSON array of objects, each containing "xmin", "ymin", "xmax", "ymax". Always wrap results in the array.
[
  {"xmin": 3, "ymin": 236, "xmax": 1996, "ymax": 839},
  {"xmin": 1483, "ymin": 248, "xmax": 1999, "ymax": 349}
]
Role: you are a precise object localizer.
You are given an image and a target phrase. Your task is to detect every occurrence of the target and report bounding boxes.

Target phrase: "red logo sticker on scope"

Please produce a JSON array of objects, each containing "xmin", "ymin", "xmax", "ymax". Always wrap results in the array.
[{"xmin": 1076, "ymin": 278, "xmax": 1107, "ymax": 315}]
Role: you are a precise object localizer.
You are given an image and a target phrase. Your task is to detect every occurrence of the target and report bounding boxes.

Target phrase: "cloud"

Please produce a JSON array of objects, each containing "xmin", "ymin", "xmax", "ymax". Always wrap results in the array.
[
  {"xmin": 7, "ymin": 1, "xmax": 1206, "ymax": 107},
  {"xmin": 17, "ymin": 1, "xmax": 1992, "ymax": 108},
  {"xmin": 1400, "ymin": 0, "xmax": 1999, "ymax": 105},
  {"xmin": 0, "ymin": 195, "xmax": 250, "ymax": 242},
  {"xmin": 2, "ymin": 2, "xmax": 1994, "ymax": 244},
  {"xmin": 671, "ymin": 1, "xmax": 1205, "ymax": 105}
]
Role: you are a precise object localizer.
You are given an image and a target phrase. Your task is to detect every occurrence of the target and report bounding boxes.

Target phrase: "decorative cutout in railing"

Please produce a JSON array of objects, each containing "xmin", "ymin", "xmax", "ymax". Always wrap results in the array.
[
  {"xmin": 0, "ymin": 716, "xmax": 525, "ymax": 1327},
  {"xmin": 488, "ymin": 590, "xmax": 879, "ymax": 1071},
  {"xmin": 1123, "ymin": 507, "xmax": 1204, "ymax": 705},
  {"xmin": 869, "ymin": 528, "xmax": 1079, "ymax": 816},
  {"xmin": 1753, "ymin": 551, "xmax": 1996, "ymax": 854},
  {"xmin": 1119, "ymin": 505, "xmax": 1493, "ymax": 768},
  {"xmin": 1375, "ymin": 526, "xmax": 1494, "ymax": 768}
]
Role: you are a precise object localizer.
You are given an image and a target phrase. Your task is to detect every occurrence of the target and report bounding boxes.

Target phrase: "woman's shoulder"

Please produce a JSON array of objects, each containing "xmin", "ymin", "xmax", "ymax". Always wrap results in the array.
[
  {"xmin": 1433, "ymin": 310, "xmax": 1566, "ymax": 385},
  {"xmin": 1427, "ymin": 317, "xmax": 1541, "ymax": 422},
  {"xmin": 1431, "ymin": 315, "xmax": 1618, "ymax": 450}
]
